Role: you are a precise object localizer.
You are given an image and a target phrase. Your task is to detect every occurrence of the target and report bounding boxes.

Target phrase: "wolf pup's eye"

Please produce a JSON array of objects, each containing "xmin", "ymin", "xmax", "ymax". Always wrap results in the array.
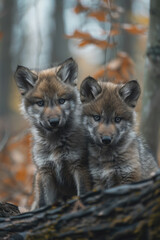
[
  {"xmin": 115, "ymin": 117, "xmax": 121, "ymax": 123},
  {"xmin": 36, "ymin": 100, "xmax": 44, "ymax": 107},
  {"xmin": 93, "ymin": 115, "xmax": 101, "ymax": 122},
  {"xmin": 58, "ymin": 98, "xmax": 66, "ymax": 104}
]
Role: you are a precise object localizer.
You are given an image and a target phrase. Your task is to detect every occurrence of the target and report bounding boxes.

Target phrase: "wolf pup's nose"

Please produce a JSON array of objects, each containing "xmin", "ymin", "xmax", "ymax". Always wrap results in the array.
[
  {"xmin": 48, "ymin": 118, "xmax": 59, "ymax": 127},
  {"xmin": 101, "ymin": 136, "xmax": 111, "ymax": 145}
]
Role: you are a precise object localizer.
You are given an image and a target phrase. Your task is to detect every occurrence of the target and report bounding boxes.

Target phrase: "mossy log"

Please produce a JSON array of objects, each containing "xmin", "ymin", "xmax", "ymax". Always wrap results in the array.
[{"xmin": 1, "ymin": 173, "xmax": 160, "ymax": 240}]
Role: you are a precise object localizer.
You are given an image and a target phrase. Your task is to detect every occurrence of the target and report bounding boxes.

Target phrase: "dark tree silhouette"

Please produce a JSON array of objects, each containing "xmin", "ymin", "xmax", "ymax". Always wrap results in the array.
[
  {"xmin": 0, "ymin": 0, "xmax": 15, "ymax": 116},
  {"xmin": 141, "ymin": 0, "xmax": 160, "ymax": 159}
]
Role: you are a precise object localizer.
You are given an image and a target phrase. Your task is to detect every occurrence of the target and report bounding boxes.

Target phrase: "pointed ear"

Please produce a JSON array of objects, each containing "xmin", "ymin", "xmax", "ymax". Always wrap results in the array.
[
  {"xmin": 56, "ymin": 58, "xmax": 78, "ymax": 86},
  {"xmin": 119, "ymin": 80, "xmax": 141, "ymax": 107},
  {"xmin": 14, "ymin": 66, "xmax": 38, "ymax": 95},
  {"xmin": 80, "ymin": 76, "xmax": 102, "ymax": 103}
]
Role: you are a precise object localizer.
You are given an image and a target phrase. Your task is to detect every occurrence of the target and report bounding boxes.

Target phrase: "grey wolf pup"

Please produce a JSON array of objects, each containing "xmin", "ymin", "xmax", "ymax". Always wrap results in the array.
[
  {"xmin": 15, "ymin": 58, "xmax": 91, "ymax": 209},
  {"xmin": 80, "ymin": 76, "xmax": 159, "ymax": 189}
]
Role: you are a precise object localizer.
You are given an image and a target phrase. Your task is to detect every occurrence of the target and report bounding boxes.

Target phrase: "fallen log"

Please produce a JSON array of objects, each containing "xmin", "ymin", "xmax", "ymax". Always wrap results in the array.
[{"xmin": 1, "ymin": 172, "xmax": 160, "ymax": 240}]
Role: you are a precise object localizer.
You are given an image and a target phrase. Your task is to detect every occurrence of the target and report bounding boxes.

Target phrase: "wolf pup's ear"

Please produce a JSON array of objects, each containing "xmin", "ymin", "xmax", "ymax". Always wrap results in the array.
[
  {"xmin": 119, "ymin": 80, "xmax": 141, "ymax": 107},
  {"xmin": 14, "ymin": 66, "xmax": 38, "ymax": 95},
  {"xmin": 56, "ymin": 58, "xmax": 78, "ymax": 86},
  {"xmin": 80, "ymin": 76, "xmax": 102, "ymax": 103}
]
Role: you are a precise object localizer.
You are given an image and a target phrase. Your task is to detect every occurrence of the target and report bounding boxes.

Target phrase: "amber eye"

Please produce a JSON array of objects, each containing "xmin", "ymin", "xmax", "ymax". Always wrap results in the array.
[
  {"xmin": 93, "ymin": 115, "xmax": 101, "ymax": 122},
  {"xmin": 115, "ymin": 117, "xmax": 121, "ymax": 123},
  {"xmin": 58, "ymin": 98, "xmax": 66, "ymax": 104},
  {"xmin": 36, "ymin": 100, "xmax": 44, "ymax": 107}
]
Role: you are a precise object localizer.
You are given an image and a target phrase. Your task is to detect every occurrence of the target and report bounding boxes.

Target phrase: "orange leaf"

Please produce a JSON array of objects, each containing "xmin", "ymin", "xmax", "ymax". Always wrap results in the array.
[
  {"xmin": 109, "ymin": 28, "xmax": 120, "ymax": 36},
  {"xmin": 0, "ymin": 32, "xmax": 3, "ymax": 39},
  {"xmin": 93, "ymin": 68, "xmax": 106, "ymax": 79},
  {"xmin": 107, "ymin": 58, "xmax": 122, "ymax": 70},
  {"xmin": 122, "ymin": 24, "xmax": 147, "ymax": 35},
  {"xmin": 66, "ymin": 30, "xmax": 116, "ymax": 49},
  {"xmin": 66, "ymin": 30, "xmax": 91, "ymax": 39},
  {"xmin": 0, "ymin": 130, "xmax": 34, "ymax": 209},
  {"xmin": 78, "ymin": 40, "xmax": 91, "ymax": 47},
  {"xmin": 79, "ymin": 39, "xmax": 116, "ymax": 49},
  {"xmin": 74, "ymin": 3, "xmax": 88, "ymax": 14},
  {"xmin": 88, "ymin": 10, "xmax": 107, "ymax": 22},
  {"xmin": 107, "ymin": 52, "xmax": 134, "ymax": 82},
  {"xmin": 93, "ymin": 52, "xmax": 134, "ymax": 83},
  {"xmin": 16, "ymin": 168, "xmax": 27, "ymax": 182}
]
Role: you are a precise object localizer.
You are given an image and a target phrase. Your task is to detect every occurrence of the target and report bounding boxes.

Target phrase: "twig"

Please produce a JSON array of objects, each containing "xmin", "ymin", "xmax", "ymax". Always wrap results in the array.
[
  {"xmin": 34, "ymin": 0, "xmax": 42, "ymax": 69},
  {"xmin": 0, "ymin": 128, "xmax": 9, "ymax": 152}
]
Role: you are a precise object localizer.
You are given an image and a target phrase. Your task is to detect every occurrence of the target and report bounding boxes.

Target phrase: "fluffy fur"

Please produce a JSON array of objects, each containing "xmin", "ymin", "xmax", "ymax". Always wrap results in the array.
[
  {"xmin": 15, "ymin": 58, "xmax": 91, "ymax": 209},
  {"xmin": 80, "ymin": 76, "xmax": 159, "ymax": 189}
]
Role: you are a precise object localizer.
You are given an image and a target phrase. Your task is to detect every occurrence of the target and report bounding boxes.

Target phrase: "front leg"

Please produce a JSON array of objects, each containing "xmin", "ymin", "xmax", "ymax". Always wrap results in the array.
[
  {"xmin": 104, "ymin": 164, "xmax": 142, "ymax": 189},
  {"xmin": 31, "ymin": 169, "xmax": 58, "ymax": 210},
  {"xmin": 72, "ymin": 168, "xmax": 91, "ymax": 211},
  {"xmin": 73, "ymin": 168, "xmax": 91, "ymax": 196}
]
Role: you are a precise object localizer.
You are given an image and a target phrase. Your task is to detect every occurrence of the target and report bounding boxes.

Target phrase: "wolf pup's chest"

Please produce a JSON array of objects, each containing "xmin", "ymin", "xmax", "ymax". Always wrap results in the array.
[
  {"xmin": 33, "ymin": 142, "xmax": 68, "ymax": 165},
  {"xmin": 33, "ymin": 147, "xmax": 70, "ymax": 183}
]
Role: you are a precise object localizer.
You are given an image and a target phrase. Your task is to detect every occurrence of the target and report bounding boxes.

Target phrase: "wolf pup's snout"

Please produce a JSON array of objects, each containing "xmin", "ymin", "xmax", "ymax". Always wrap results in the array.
[
  {"xmin": 101, "ymin": 135, "xmax": 112, "ymax": 145},
  {"xmin": 48, "ymin": 118, "xmax": 60, "ymax": 127}
]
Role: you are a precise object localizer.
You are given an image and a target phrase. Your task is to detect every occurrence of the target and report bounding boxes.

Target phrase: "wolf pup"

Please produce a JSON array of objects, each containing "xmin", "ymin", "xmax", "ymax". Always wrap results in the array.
[
  {"xmin": 80, "ymin": 76, "xmax": 159, "ymax": 189},
  {"xmin": 15, "ymin": 58, "xmax": 91, "ymax": 209}
]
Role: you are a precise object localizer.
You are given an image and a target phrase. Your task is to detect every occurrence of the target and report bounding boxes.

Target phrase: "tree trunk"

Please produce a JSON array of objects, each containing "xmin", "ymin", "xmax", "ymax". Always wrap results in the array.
[
  {"xmin": 0, "ymin": 0, "xmax": 15, "ymax": 116},
  {"xmin": 50, "ymin": 0, "xmax": 70, "ymax": 64},
  {"xmin": 118, "ymin": 0, "xmax": 133, "ymax": 56},
  {"xmin": 1, "ymin": 173, "xmax": 160, "ymax": 239},
  {"xmin": 141, "ymin": 0, "xmax": 160, "ymax": 159}
]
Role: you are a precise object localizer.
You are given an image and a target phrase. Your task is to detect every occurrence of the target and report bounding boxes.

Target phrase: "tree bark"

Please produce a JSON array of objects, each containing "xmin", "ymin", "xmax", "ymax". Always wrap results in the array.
[
  {"xmin": 1, "ymin": 172, "xmax": 160, "ymax": 239},
  {"xmin": 141, "ymin": 0, "xmax": 160, "ymax": 158},
  {"xmin": 0, "ymin": 0, "xmax": 15, "ymax": 116},
  {"xmin": 118, "ymin": 0, "xmax": 133, "ymax": 56},
  {"xmin": 50, "ymin": 0, "xmax": 70, "ymax": 64}
]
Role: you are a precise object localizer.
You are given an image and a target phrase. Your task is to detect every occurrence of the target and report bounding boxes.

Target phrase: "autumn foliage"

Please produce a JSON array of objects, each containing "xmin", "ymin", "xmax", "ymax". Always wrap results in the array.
[
  {"xmin": 0, "ymin": 131, "xmax": 34, "ymax": 209},
  {"xmin": 66, "ymin": 30, "xmax": 116, "ymax": 49},
  {"xmin": 67, "ymin": 0, "xmax": 147, "ymax": 83},
  {"xmin": 93, "ymin": 52, "xmax": 134, "ymax": 83}
]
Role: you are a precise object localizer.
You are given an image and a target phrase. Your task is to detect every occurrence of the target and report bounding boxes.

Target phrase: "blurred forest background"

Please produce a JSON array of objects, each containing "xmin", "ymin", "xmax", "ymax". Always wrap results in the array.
[{"xmin": 0, "ymin": 0, "xmax": 159, "ymax": 210}]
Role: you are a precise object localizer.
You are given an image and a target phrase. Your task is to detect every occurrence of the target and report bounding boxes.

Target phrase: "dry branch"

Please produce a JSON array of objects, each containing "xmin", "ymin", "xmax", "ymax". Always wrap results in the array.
[{"xmin": 1, "ymin": 173, "xmax": 160, "ymax": 240}]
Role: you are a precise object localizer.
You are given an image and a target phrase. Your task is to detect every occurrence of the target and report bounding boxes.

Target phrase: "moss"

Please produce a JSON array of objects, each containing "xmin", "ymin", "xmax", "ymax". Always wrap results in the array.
[
  {"xmin": 148, "ymin": 200, "xmax": 160, "ymax": 239},
  {"xmin": 134, "ymin": 221, "xmax": 148, "ymax": 240}
]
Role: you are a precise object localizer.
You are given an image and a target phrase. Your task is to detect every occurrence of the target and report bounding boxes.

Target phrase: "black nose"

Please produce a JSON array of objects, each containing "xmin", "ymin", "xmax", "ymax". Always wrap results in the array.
[
  {"xmin": 101, "ymin": 136, "xmax": 111, "ymax": 145},
  {"xmin": 48, "ymin": 118, "xmax": 59, "ymax": 127}
]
